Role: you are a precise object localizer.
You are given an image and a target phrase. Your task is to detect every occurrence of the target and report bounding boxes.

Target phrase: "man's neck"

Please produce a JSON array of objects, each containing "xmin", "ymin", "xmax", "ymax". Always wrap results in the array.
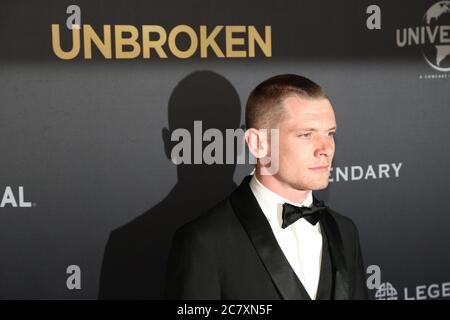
[{"xmin": 255, "ymin": 172, "xmax": 311, "ymax": 205}]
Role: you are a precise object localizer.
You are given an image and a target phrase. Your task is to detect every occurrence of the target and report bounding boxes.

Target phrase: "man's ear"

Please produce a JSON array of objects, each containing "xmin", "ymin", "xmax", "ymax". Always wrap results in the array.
[
  {"xmin": 245, "ymin": 128, "xmax": 269, "ymax": 159},
  {"xmin": 162, "ymin": 127, "xmax": 172, "ymax": 159}
]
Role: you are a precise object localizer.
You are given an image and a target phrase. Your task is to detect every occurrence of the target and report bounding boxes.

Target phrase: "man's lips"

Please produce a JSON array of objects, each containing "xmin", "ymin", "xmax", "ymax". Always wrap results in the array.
[{"xmin": 309, "ymin": 165, "xmax": 329, "ymax": 171}]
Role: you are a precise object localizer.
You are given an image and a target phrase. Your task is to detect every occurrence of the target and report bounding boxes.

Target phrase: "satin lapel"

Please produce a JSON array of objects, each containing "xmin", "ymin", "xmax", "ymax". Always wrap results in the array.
[
  {"xmin": 316, "ymin": 200, "xmax": 351, "ymax": 300},
  {"xmin": 229, "ymin": 176, "xmax": 310, "ymax": 300},
  {"xmin": 315, "ymin": 223, "xmax": 333, "ymax": 300}
]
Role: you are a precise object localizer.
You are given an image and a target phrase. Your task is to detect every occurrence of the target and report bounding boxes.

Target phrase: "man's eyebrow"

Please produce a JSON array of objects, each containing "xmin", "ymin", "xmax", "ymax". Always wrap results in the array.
[{"xmin": 297, "ymin": 126, "xmax": 337, "ymax": 131}]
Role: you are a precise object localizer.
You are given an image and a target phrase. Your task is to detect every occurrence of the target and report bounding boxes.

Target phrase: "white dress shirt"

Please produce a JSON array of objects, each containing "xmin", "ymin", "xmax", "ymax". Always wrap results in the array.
[{"xmin": 249, "ymin": 174, "xmax": 323, "ymax": 299}]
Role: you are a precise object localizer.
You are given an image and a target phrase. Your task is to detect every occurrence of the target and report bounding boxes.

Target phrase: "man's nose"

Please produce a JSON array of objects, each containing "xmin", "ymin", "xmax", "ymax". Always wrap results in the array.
[{"xmin": 314, "ymin": 135, "xmax": 334, "ymax": 158}]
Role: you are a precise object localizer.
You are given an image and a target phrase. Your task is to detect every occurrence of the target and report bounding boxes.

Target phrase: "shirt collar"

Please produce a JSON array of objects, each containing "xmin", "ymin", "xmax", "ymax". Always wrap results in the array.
[{"xmin": 249, "ymin": 174, "xmax": 313, "ymax": 230}]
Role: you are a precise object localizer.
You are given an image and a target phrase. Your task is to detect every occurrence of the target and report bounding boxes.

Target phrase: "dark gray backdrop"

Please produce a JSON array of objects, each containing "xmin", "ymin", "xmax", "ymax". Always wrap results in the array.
[{"xmin": 1, "ymin": 0, "xmax": 449, "ymax": 299}]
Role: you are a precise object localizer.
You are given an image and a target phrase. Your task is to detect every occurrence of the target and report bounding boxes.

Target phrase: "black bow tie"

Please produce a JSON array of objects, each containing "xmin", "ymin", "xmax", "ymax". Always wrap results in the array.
[{"xmin": 281, "ymin": 200, "xmax": 327, "ymax": 228}]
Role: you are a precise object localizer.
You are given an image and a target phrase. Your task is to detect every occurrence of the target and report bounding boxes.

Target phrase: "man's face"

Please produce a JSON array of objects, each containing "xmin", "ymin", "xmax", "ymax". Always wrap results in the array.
[{"xmin": 271, "ymin": 96, "xmax": 336, "ymax": 191}]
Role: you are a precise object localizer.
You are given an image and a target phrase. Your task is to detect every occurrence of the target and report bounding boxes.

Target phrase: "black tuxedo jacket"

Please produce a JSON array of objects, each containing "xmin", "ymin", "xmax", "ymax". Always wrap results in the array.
[{"xmin": 165, "ymin": 176, "xmax": 368, "ymax": 300}]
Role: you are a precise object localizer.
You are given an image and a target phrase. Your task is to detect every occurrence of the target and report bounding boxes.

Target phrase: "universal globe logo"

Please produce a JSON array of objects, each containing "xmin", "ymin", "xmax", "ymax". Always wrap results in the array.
[
  {"xmin": 396, "ymin": 1, "xmax": 450, "ymax": 72},
  {"xmin": 375, "ymin": 282, "xmax": 398, "ymax": 300},
  {"xmin": 423, "ymin": 1, "xmax": 450, "ymax": 71}
]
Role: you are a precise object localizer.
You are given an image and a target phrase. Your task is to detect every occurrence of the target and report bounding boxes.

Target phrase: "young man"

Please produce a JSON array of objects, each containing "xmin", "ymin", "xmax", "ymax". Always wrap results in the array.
[{"xmin": 164, "ymin": 74, "xmax": 368, "ymax": 300}]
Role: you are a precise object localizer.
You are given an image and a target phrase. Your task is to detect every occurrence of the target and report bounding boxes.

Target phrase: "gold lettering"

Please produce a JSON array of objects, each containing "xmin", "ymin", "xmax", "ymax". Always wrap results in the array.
[
  {"xmin": 115, "ymin": 25, "xmax": 140, "ymax": 59},
  {"xmin": 142, "ymin": 25, "xmax": 168, "ymax": 58},
  {"xmin": 83, "ymin": 25, "xmax": 112, "ymax": 59},
  {"xmin": 200, "ymin": 25, "xmax": 224, "ymax": 58},
  {"xmin": 51, "ymin": 24, "xmax": 80, "ymax": 60},
  {"xmin": 226, "ymin": 26, "xmax": 246, "ymax": 58},
  {"xmin": 50, "ymin": 24, "xmax": 273, "ymax": 60},
  {"xmin": 168, "ymin": 25, "xmax": 198, "ymax": 59},
  {"xmin": 248, "ymin": 26, "xmax": 272, "ymax": 58}
]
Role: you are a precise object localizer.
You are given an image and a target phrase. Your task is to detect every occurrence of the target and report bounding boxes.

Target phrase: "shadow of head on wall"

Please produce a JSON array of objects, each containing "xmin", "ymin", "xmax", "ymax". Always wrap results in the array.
[{"xmin": 162, "ymin": 70, "xmax": 242, "ymax": 185}]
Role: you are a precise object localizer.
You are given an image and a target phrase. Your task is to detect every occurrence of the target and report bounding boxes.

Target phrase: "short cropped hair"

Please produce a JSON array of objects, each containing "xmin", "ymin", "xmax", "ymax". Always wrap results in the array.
[{"xmin": 245, "ymin": 74, "xmax": 327, "ymax": 129}]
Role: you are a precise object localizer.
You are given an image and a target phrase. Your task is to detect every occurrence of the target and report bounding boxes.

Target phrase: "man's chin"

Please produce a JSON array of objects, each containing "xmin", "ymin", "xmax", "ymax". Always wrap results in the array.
[
  {"xmin": 290, "ymin": 180, "xmax": 329, "ymax": 192},
  {"xmin": 310, "ymin": 181, "xmax": 330, "ymax": 191}
]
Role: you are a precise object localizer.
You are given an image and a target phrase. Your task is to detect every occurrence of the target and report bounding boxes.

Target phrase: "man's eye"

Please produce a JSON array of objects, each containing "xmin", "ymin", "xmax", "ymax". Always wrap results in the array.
[
  {"xmin": 327, "ymin": 131, "xmax": 336, "ymax": 136},
  {"xmin": 298, "ymin": 133, "xmax": 312, "ymax": 138}
]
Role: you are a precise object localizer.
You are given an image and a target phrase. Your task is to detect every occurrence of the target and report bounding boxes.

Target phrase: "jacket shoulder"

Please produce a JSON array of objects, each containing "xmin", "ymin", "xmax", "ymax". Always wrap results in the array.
[
  {"xmin": 325, "ymin": 207, "xmax": 363, "ymax": 256},
  {"xmin": 327, "ymin": 207, "xmax": 359, "ymax": 235}
]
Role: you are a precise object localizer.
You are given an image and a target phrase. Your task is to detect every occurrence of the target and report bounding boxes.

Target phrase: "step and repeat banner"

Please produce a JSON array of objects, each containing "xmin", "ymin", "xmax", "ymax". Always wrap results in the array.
[{"xmin": 1, "ymin": 0, "xmax": 449, "ymax": 300}]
